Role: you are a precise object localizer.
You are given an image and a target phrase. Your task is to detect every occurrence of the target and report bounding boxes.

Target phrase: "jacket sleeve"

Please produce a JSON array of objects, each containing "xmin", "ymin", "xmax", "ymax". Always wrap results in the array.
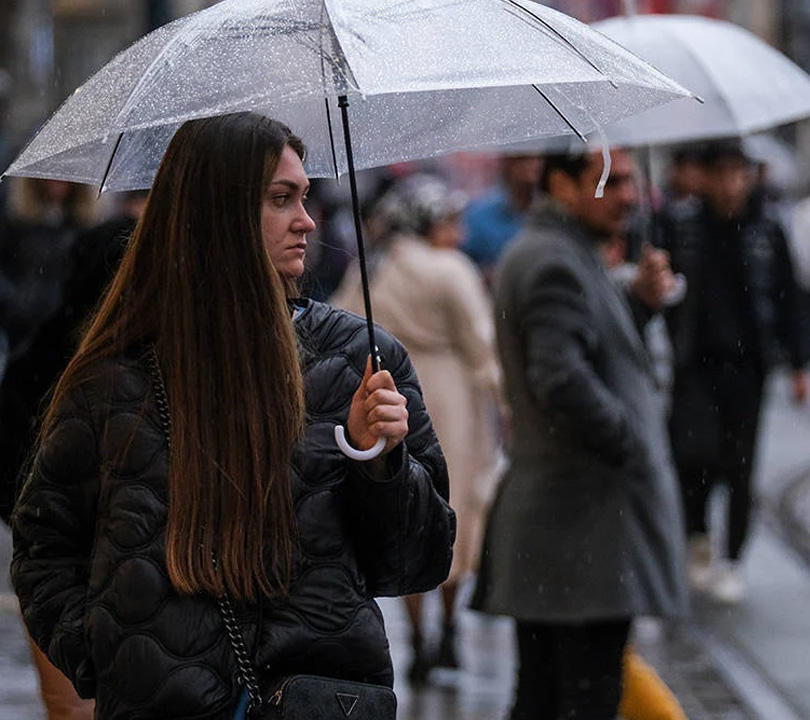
[
  {"xmin": 516, "ymin": 256, "xmax": 637, "ymax": 467},
  {"xmin": 11, "ymin": 383, "xmax": 99, "ymax": 698},
  {"xmin": 344, "ymin": 334, "xmax": 456, "ymax": 597},
  {"xmin": 772, "ymin": 222, "xmax": 810, "ymax": 369}
]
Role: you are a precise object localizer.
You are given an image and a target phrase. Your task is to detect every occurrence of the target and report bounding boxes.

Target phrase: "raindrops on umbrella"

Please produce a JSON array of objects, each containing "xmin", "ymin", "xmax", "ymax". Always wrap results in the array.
[{"xmin": 2, "ymin": 0, "xmax": 695, "ymax": 459}]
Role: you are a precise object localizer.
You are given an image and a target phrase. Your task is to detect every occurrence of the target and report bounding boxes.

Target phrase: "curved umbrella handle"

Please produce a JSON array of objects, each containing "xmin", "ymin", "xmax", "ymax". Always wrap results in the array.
[{"xmin": 334, "ymin": 425, "xmax": 386, "ymax": 461}]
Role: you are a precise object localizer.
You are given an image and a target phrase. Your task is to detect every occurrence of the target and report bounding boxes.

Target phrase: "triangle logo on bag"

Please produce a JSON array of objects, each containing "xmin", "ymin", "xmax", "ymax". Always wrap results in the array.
[{"xmin": 335, "ymin": 692, "xmax": 360, "ymax": 716}]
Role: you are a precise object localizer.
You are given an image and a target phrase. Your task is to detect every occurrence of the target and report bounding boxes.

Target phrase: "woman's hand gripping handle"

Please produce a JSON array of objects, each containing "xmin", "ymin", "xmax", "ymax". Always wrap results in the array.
[{"xmin": 335, "ymin": 356, "xmax": 408, "ymax": 461}]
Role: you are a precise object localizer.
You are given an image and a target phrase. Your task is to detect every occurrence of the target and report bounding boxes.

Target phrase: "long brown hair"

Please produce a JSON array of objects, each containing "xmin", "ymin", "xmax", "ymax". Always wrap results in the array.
[{"xmin": 43, "ymin": 113, "xmax": 306, "ymax": 602}]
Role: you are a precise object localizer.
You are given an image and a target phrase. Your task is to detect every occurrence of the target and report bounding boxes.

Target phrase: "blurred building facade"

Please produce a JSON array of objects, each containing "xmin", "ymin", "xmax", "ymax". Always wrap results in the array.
[
  {"xmin": 547, "ymin": 0, "xmax": 730, "ymax": 22},
  {"xmin": 1, "ymin": 0, "xmax": 218, "ymax": 157},
  {"xmin": 549, "ymin": 0, "xmax": 781, "ymax": 38},
  {"xmin": 782, "ymin": 0, "xmax": 810, "ymax": 75}
]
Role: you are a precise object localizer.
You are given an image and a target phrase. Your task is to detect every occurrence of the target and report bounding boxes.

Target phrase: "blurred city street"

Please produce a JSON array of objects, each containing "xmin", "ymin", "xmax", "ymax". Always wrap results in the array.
[
  {"xmin": 2, "ymin": 368, "xmax": 810, "ymax": 720},
  {"xmin": 3, "ymin": 2, "xmax": 810, "ymax": 720}
]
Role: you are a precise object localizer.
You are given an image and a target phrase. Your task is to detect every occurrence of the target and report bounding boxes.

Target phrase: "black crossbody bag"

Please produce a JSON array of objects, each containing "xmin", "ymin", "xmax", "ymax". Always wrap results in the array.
[
  {"xmin": 217, "ymin": 584, "xmax": 397, "ymax": 719},
  {"xmin": 148, "ymin": 348, "xmax": 397, "ymax": 719}
]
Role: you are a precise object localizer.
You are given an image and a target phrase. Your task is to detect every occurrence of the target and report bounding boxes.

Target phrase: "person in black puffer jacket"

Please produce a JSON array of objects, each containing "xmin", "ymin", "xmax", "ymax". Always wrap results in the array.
[{"xmin": 11, "ymin": 113, "xmax": 455, "ymax": 720}]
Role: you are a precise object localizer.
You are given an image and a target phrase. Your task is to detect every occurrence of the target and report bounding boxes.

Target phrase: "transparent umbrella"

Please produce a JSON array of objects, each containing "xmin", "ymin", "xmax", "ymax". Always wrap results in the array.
[
  {"xmin": 4, "ymin": 0, "xmax": 693, "ymax": 188},
  {"xmin": 1, "ymin": 0, "xmax": 693, "ymax": 458}
]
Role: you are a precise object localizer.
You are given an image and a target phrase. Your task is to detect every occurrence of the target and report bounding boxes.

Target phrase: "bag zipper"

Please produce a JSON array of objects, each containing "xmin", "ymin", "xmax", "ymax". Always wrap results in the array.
[{"xmin": 270, "ymin": 677, "xmax": 293, "ymax": 707}]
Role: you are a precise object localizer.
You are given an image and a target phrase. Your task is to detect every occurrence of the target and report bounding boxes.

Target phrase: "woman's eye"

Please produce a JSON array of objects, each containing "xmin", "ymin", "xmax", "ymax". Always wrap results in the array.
[{"xmin": 272, "ymin": 194, "xmax": 290, "ymax": 207}]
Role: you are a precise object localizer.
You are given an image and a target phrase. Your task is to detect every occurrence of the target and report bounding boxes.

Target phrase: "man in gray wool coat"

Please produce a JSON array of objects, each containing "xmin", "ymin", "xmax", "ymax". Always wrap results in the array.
[{"xmin": 472, "ymin": 148, "xmax": 688, "ymax": 720}]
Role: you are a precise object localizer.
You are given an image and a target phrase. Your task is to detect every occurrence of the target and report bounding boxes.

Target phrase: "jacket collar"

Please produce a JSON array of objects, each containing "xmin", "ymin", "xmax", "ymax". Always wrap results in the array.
[
  {"xmin": 530, "ymin": 197, "xmax": 653, "ymax": 372},
  {"xmin": 529, "ymin": 196, "xmax": 603, "ymax": 258}
]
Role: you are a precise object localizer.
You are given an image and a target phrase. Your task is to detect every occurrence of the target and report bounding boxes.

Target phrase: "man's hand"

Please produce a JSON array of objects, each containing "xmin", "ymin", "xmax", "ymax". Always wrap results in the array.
[
  {"xmin": 791, "ymin": 369, "xmax": 808, "ymax": 404},
  {"xmin": 347, "ymin": 357, "xmax": 409, "ymax": 456},
  {"xmin": 632, "ymin": 243, "xmax": 676, "ymax": 311}
]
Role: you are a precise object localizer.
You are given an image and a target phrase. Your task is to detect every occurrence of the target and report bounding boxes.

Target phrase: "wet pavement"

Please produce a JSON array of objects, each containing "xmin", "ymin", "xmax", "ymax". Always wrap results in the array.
[
  {"xmin": 2, "ymin": 370, "xmax": 810, "ymax": 719},
  {"xmin": 382, "ymin": 593, "xmax": 759, "ymax": 720},
  {"xmin": 0, "ymin": 589, "xmax": 43, "ymax": 720}
]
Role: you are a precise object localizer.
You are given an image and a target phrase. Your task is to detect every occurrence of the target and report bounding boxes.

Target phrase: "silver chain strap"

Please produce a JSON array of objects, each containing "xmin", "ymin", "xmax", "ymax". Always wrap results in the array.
[
  {"xmin": 211, "ymin": 559, "xmax": 264, "ymax": 714},
  {"xmin": 147, "ymin": 345, "xmax": 264, "ymax": 715}
]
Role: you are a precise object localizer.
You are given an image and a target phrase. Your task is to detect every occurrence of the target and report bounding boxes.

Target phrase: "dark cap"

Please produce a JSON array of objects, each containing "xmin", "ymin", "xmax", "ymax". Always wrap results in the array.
[
  {"xmin": 701, "ymin": 139, "xmax": 751, "ymax": 168},
  {"xmin": 670, "ymin": 143, "xmax": 707, "ymax": 165}
]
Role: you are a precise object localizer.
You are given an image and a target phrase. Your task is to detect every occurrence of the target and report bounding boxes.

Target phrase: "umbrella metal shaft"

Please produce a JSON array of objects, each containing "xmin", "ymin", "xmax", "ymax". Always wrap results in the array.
[{"xmin": 338, "ymin": 95, "xmax": 380, "ymax": 374}]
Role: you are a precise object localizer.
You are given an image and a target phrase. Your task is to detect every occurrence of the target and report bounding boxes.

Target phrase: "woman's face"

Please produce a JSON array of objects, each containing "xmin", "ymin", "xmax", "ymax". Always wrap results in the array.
[
  {"xmin": 262, "ymin": 146, "xmax": 316, "ymax": 278},
  {"xmin": 428, "ymin": 213, "xmax": 463, "ymax": 249}
]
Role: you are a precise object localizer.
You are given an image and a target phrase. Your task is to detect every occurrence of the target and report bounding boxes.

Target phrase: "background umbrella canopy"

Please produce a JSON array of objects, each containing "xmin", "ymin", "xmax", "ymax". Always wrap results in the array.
[
  {"xmin": 589, "ymin": 14, "xmax": 810, "ymax": 146},
  {"xmin": 3, "ymin": 0, "xmax": 692, "ymax": 191}
]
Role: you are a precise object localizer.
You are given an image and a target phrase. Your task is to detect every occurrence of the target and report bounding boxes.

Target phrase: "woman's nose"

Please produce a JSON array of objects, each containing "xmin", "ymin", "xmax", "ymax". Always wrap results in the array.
[{"xmin": 297, "ymin": 205, "xmax": 317, "ymax": 233}]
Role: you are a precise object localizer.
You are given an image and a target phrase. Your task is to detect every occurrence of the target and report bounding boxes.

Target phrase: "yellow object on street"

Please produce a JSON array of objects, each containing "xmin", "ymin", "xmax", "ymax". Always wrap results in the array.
[{"xmin": 620, "ymin": 648, "xmax": 689, "ymax": 720}]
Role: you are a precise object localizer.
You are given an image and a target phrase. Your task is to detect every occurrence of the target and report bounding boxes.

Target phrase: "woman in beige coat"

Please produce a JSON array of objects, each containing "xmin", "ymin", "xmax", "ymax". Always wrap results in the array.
[{"xmin": 332, "ymin": 173, "xmax": 501, "ymax": 684}]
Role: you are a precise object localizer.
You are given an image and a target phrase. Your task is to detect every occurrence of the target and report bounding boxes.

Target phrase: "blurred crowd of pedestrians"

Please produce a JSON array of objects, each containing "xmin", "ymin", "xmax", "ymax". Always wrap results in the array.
[
  {"xmin": 2, "ymin": 119, "xmax": 810, "ymax": 719},
  {"xmin": 320, "ymin": 136, "xmax": 808, "ymax": 718}
]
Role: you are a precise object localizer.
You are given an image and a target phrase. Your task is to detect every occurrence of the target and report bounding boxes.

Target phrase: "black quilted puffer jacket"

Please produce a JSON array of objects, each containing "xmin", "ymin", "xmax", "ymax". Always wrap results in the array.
[{"xmin": 11, "ymin": 300, "xmax": 455, "ymax": 719}]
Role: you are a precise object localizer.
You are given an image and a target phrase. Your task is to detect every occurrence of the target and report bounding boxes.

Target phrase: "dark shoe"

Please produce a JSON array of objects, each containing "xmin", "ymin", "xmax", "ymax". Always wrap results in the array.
[
  {"xmin": 435, "ymin": 622, "xmax": 459, "ymax": 669},
  {"xmin": 407, "ymin": 632, "xmax": 432, "ymax": 686}
]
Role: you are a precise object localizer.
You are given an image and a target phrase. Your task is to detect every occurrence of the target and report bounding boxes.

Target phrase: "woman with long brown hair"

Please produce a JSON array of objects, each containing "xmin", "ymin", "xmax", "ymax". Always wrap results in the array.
[{"xmin": 11, "ymin": 112, "xmax": 454, "ymax": 720}]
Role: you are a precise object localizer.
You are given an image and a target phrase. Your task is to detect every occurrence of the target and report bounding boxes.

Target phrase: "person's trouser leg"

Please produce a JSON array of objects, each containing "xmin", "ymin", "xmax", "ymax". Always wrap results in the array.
[
  {"xmin": 670, "ymin": 371, "xmax": 721, "ymax": 541},
  {"xmin": 676, "ymin": 463, "xmax": 712, "ymax": 539},
  {"xmin": 718, "ymin": 370, "xmax": 763, "ymax": 561},
  {"xmin": 27, "ymin": 632, "xmax": 94, "ymax": 720},
  {"xmin": 510, "ymin": 622, "xmax": 556, "ymax": 720},
  {"xmin": 511, "ymin": 620, "xmax": 631, "ymax": 720},
  {"xmin": 553, "ymin": 619, "xmax": 632, "ymax": 720}
]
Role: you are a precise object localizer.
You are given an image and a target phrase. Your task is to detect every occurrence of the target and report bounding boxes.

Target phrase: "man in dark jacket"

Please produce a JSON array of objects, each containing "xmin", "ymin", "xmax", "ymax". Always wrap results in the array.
[
  {"xmin": 659, "ymin": 140, "xmax": 809, "ymax": 604},
  {"xmin": 473, "ymin": 148, "xmax": 687, "ymax": 720}
]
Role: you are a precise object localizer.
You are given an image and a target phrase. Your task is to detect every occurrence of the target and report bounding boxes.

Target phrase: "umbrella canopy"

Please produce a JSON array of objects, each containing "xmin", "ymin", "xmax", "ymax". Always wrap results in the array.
[
  {"xmin": 3, "ymin": 0, "xmax": 693, "ymax": 191},
  {"xmin": 1, "ymin": 0, "xmax": 696, "ymax": 461},
  {"xmin": 743, "ymin": 133, "xmax": 799, "ymax": 192},
  {"xmin": 589, "ymin": 14, "xmax": 810, "ymax": 146}
]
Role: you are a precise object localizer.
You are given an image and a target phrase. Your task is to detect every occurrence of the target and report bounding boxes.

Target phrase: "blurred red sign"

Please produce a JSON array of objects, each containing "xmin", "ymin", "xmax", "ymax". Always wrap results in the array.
[{"xmin": 547, "ymin": 0, "xmax": 729, "ymax": 21}]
